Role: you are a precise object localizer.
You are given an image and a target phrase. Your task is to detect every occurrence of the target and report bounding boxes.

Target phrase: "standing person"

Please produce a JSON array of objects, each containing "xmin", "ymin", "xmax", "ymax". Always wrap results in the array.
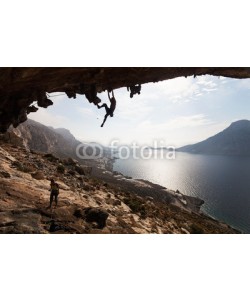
[
  {"xmin": 48, "ymin": 179, "xmax": 59, "ymax": 209},
  {"xmin": 97, "ymin": 90, "xmax": 116, "ymax": 127}
]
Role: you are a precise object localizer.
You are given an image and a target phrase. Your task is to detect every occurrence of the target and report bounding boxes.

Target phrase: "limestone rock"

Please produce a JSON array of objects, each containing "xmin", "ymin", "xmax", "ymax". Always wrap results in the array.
[{"xmin": 0, "ymin": 142, "xmax": 241, "ymax": 234}]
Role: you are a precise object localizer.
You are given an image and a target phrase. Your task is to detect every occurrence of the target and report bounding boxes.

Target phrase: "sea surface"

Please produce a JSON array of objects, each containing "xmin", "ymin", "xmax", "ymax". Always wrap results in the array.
[{"xmin": 113, "ymin": 150, "xmax": 250, "ymax": 233}]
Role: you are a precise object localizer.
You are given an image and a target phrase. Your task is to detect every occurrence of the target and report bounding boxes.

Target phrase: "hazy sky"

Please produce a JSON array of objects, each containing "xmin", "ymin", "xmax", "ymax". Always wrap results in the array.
[{"xmin": 29, "ymin": 75, "xmax": 250, "ymax": 147}]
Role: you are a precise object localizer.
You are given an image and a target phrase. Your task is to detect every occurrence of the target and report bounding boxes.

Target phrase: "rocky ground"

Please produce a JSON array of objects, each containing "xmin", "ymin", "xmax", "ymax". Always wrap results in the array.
[{"xmin": 0, "ymin": 143, "xmax": 239, "ymax": 234}]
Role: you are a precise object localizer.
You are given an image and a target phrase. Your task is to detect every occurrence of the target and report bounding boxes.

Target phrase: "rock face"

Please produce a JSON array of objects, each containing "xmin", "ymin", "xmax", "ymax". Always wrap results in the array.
[
  {"xmin": 2, "ymin": 119, "xmax": 95, "ymax": 161},
  {"xmin": 0, "ymin": 119, "xmax": 113, "ymax": 173},
  {"xmin": 0, "ymin": 142, "xmax": 239, "ymax": 234},
  {"xmin": 11, "ymin": 119, "xmax": 81, "ymax": 158},
  {"xmin": 1, "ymin": 67, "xmax": 250, "ymax": 132},
  {"xmin": 178, "ymin": 120, "xmax": 250, "ymax": 156}
]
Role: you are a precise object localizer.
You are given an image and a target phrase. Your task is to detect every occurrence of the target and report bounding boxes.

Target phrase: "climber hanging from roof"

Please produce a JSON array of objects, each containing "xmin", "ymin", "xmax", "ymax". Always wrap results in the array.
[
  {"xmin": 97, "ymin": 90, "xmax": 116, "ymax": 127},
  {"xmin": 127, "ymin": 84, "xmax": 141, "ymax": 98}
]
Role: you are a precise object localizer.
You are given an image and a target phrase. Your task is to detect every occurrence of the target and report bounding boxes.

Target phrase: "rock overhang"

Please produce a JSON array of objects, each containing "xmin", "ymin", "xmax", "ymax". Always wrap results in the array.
[{"xmin": 0, "ymin": 67, "xmax": 250, "ymax": 132}]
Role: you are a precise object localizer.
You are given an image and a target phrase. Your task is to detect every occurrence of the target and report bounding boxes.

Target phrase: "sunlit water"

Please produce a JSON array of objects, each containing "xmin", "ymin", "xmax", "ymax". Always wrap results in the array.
[{"xmin": 113, "ymin": 150, "xmax": 250, "ymax": 233}]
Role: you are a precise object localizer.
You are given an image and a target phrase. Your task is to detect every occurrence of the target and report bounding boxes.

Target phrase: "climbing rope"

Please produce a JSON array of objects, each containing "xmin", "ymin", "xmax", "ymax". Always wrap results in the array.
[{"xmin": 46, "ymin": 93, "xmax": 66, "ymax": 98}]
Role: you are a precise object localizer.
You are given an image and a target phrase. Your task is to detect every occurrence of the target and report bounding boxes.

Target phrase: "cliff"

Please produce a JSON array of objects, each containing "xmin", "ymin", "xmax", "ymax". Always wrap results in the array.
[{"xmin": 5, "ymin": 119, "xmax": 82, "ymax": 158}]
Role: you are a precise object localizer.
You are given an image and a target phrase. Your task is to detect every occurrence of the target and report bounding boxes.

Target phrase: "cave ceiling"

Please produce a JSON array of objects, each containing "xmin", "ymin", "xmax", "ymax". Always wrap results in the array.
[{"xmin": 0, "ymin": 67, "xmax": 250, "ymax": 132}]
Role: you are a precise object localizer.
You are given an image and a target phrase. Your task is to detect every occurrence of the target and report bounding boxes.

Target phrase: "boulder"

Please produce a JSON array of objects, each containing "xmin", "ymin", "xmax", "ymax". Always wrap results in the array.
[
  {"xmin": 32, "ymin": 171, "xmax": 45, "ymax": 180},
  {"xmin": 74, "ymin": 208, "xmax": 84, "ymax": 218},
  {"xmin": 81, "ymin": 207, "xmax": 109, "ymax": 229}
]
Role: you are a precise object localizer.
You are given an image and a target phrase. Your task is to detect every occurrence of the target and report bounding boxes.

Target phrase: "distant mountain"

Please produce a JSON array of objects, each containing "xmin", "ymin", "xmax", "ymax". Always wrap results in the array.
[
  {"xmin": 178, "ymin": 120, "xmax": 250, "ymax": 156},
  {"xmin": 0, "ymin": 119, "xmax": 114, "ymax": 169},
  {"xmin": 7, "ymin": 119, "xmax": 82, "ymax": 160},
  {"xmin": 53, "ymin": 128, "xmax": 77, "ymax": 145}
]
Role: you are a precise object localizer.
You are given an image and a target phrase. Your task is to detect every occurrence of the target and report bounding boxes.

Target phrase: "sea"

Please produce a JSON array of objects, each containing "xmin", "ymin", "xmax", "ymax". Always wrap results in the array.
[{"xmin": 113, "ymin": 149, "xmax": 250, "ymax": 233}]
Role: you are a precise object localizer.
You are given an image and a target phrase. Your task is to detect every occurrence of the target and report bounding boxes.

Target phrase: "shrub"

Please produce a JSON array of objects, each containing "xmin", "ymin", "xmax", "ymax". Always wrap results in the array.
[
  {"xmin": 63, "ymin": 157, "xmax": 77, "ymax": 166},
  {"xmin": 12, "ymin": 161, "xmax": 23, "ymax": 170},
  {"xmin": 67, "ymin": 169, "xmax": 76, "ymax": 176},
  {"xmin": 75, "ymin": 165, "xmax": 85, "ymax": 175},
  {"xmin": 44, "ymin": 153, "xmax": 58, "ymax": 162},
  {"xmin": 123, "ymin": 197, "xmax": 147, "ymax": 216},
  {"xmin": 57, "ymin": 164, "xmax": 65, "ymax": 174},
  {"xmin": 12, "ymin": 161, "xmax": 35, "ymax": 173}
]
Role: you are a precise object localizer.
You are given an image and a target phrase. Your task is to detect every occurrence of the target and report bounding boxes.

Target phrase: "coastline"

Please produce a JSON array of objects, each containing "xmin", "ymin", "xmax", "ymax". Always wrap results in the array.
[{"xmin": 94, "ymin": 160, "xmax": 241, "ymax": 233}]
